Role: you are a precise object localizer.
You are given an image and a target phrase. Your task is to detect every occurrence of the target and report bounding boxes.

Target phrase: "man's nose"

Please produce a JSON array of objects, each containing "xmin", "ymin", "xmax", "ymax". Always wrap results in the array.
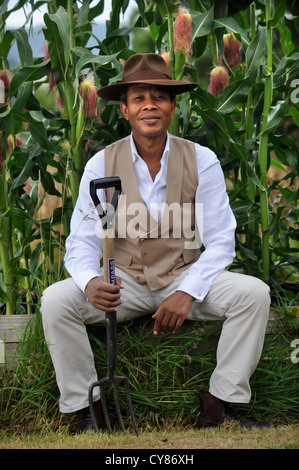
[{"xmin": 143, "ymin": 95, "xmax": 157, "ymax": 109}]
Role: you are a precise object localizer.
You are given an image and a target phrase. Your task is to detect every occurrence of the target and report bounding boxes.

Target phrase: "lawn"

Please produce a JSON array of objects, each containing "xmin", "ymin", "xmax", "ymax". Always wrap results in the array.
[{"xmin": 1, "ymin": 424, "xmax": 298, "ymax": 450}]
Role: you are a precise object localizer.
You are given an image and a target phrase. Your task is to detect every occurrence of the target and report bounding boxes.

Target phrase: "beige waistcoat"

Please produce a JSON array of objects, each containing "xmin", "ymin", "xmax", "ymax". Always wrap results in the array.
[{"xmin": 104, "ymin": 134, "xmax": 200, "ymax": 291}]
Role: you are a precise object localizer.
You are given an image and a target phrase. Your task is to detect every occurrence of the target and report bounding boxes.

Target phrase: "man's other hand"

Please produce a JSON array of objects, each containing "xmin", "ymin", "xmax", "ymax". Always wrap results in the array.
[{"xmin": 152, "ymin": 291, "xmax": 194, "ymax": 335}]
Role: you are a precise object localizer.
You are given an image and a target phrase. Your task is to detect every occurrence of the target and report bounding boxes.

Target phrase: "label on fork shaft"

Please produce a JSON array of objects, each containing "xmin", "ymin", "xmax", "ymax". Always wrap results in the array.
[{"xmin": 108, "ymin": 258, "xmax": 115, "ymax": 285}]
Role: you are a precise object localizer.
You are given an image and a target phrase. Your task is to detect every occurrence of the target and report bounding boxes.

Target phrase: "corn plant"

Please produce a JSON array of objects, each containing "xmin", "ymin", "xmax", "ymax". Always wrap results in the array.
[{"xmin": 0, "ymin": 0, "xmax": 298, "ymax": 315}]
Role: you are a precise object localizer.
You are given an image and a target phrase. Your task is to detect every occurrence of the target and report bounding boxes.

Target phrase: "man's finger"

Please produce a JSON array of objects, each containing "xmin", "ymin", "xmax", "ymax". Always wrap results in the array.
[{"xmin": 152, "ymin": 309, "xmax": 162, "ymax": 335}]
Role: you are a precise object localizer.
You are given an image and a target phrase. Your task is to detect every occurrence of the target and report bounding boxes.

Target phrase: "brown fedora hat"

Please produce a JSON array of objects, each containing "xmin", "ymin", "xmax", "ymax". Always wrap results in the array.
[{"xmin": 97, "ymin": 53, "xmax": 198, "ymax": 101}]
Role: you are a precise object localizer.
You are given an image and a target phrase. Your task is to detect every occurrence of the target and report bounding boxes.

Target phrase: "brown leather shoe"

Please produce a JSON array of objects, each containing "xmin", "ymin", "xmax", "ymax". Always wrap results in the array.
[
  {"xmin": 196, "ymin": 388, "xmax": 276, "ymax": 430},
  {"xmin": 75, "ymin": 399, "xmax": 107, "ymax": 434}
]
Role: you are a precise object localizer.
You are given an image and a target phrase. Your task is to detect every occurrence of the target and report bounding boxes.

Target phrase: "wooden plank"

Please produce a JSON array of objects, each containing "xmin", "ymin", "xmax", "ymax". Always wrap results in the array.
[
  {"xmin": 0, "ymin": 315, "xmax": 36, "ymax": 342},
  {"xmin": 0, "ymin": 315, "xmax": 36, "ymax": 370}
]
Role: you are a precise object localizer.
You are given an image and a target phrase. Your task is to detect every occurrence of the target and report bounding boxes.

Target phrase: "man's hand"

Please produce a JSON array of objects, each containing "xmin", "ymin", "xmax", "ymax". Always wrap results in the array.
[
  {"xmin": 85, "ymin": 276, "xmax": 123, "ymax": 312},
  {"xmin": 152, "ymin": 291, "xmax": 194, "ymax": 335}
]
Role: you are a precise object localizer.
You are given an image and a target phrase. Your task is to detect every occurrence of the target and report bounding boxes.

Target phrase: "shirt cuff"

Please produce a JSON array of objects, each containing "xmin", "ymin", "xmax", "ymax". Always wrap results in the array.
[
  {"xmin": 72, "ymin": 269, "xmax": 102, "ymax": 295},
  {"xmin": 176, "ymin": 274, "xmax": 211, "ymax": 302}
]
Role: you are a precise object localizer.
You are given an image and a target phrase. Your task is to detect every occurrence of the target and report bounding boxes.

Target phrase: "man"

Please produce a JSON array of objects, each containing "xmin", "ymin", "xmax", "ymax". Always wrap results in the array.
[{"xmin": 41, "ymin": 53, "xmax": 274, "ymax": 433}]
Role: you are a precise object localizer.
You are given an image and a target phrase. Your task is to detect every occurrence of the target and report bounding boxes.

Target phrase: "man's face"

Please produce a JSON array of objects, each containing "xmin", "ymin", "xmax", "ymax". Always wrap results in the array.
[{"xmin": 120, "ymin": 84, "xmax": 176, "ymax": 140}]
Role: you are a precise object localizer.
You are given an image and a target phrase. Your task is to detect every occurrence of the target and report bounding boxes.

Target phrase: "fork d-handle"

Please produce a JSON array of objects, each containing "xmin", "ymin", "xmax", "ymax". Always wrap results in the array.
[
  {"xmin": 102, "ymin": 233, "xmax": 117, "ymax": 377},
  {"xmin": 90, "ymin": 177, "xmax": 121, "ymax": 230}
]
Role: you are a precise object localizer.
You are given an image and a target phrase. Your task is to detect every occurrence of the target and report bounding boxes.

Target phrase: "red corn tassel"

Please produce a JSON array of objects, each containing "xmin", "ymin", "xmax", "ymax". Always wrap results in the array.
[
  {"xmin": 7, "ymin": 135, "xmax": 24, "ymax": 155},
  {"xmin": 208, "ymin": 66, "xmax": 229, "ymax": 97},
  {"xmin": 220, "ymin": 33, "xmax": 242, "ymax": 68},
  {"xmin": 161, "ymin": 52, "xmax": 170, "ymax": 71},
  {"xmin": 41, "ymin": 42, "xmax": 55, "ymax": 91},
  {"xmin": 79, "ymin": 73, "xmax": 97, "ymax": 119},
  {"xmin": 174, "ymin": 10, "xmax": 193, "ymax": 56}
]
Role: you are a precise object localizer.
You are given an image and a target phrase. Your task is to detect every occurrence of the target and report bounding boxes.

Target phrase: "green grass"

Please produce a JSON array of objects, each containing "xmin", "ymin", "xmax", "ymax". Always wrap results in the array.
[
  {"xmin": 0, "ymin": 307, "xmax": 298, "ymax": 438},
  {"xmin": 1, "ymin": 424, "xmax": 299, "ymax": 449}
]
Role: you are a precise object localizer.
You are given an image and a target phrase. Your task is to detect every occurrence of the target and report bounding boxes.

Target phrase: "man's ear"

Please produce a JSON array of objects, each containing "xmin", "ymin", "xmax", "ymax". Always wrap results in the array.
[{"xmin": 120, "ymin": 102, "xmax": 129, "ymax": 120}]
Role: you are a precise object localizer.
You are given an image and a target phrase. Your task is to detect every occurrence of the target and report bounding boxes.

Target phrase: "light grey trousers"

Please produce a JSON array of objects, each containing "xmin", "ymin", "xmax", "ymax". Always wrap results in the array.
[{"xmin": 41, "ymin": 269, "xmax": 270, "ymax": 413}]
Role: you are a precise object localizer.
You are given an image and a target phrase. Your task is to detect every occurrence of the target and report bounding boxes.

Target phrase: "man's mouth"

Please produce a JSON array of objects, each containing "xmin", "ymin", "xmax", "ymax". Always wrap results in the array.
[{"xmin": 141, "ymin": 115, "xmax": 161, "ymax": 124}]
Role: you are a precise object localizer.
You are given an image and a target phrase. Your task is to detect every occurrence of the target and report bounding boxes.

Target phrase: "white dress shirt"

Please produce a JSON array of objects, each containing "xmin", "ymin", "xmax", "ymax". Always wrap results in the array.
[{"xmin": 64, "ymin": 133, "xmax": 236, "ymax": 302}]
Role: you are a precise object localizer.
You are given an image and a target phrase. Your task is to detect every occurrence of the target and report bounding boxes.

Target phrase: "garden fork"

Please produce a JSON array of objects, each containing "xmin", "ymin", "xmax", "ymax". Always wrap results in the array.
[{"xmin": 88, "ymin": 177, "xmax": 138, "ymax": 435}]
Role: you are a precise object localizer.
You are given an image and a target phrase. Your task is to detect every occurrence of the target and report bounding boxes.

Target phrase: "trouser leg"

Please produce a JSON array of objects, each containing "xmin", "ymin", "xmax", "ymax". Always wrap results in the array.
[
  {"xmin": 154, "ymin": 270, "xmax": 271, "ymax": 404},
  {"xmin": 40, "ymin": 272, "xmax": 154, "ymax": 413},
  {"xmin": 41, "ymin": 278, "xmax": 103, "ymax": 413},
  {"xmin": 190, "ymin": 271, "xmax": 271, "ymax": 403}
]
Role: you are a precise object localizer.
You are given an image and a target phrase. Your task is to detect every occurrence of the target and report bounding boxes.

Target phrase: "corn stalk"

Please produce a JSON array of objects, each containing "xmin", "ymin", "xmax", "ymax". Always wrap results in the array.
[
  {"xmin": 0, "ymin": 135, "xmax": 16, "ymax": 315},
  {"xmin": 258, "ymin": 0, "xmax": 273, "ymax": 282},
  {"xmin": 245, "ymin": 2, "xmax": 257, "ymax": 272}
]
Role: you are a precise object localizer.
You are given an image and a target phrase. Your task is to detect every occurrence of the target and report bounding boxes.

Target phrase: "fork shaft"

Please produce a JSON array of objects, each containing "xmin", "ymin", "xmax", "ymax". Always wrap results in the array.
[
  {"xmin": 102, "ymin": 231, "xmax": 115, "ymax": 283},
  {"xmin": 102, "ymin": 232, "xmax": 118, "ymax": 378},
  {"xmin": 106, "ymin": 311, "xmax": 117, "ymax": 378}
]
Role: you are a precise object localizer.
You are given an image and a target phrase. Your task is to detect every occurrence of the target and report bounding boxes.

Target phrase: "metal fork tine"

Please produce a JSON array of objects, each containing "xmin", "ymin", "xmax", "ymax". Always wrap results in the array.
[
  {"xmin": 88, "ymin": 383, "xmax": 99, "ymax": 432},
  {"xmin": 100, "ymin": 384, "xmax": 113, "ymax": 434},
  {"xmin": 113, "ymin": 381, "xmax": 126, "ymax": 433},
  {"xmin": 124, "ymin": 378, "xmax": 139, "ymax": 436},
  {"xmin": 89, "ymin": 377, "xmax": 138, "ymax": 435}
]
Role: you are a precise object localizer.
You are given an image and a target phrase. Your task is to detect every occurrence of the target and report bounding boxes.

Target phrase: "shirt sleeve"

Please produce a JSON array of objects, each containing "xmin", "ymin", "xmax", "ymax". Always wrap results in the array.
[
  {"xmin": 64, "ymin": 150, "xmax": 106, "ymax": 294},
  {"xmin": 176, "ymin": 143, "xmax": 236, "ymax": 302}
]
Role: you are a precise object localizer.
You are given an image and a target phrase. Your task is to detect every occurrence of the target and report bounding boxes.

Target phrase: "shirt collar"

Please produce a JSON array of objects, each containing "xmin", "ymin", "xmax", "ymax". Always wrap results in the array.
[{"xmin": 130, "ymin": 132, "xmax": 170, "ymax": 165}]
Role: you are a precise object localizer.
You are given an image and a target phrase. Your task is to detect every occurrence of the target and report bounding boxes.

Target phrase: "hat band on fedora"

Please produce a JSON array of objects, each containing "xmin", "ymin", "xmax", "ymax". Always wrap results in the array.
[{"xmin": 123, "ymin": 70, "xmax": 172, "ymax": 83}]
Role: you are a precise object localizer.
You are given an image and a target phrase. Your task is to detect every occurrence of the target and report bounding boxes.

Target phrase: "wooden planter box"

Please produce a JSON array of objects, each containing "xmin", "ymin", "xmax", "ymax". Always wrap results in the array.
[{"xmin": 0, "ymin": 314, "xmax": 36, "ymax": 370}]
